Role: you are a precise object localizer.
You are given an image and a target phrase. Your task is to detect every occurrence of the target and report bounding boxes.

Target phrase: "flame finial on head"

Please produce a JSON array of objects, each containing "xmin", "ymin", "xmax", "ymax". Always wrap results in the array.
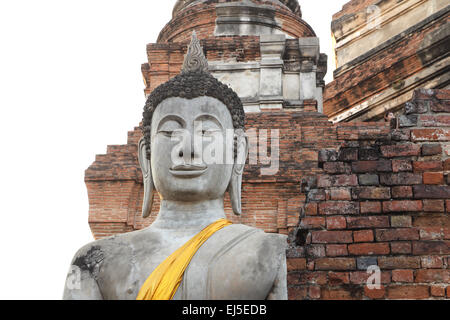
[{"xmin": 181, "ymin": 31, "xmax": 209, "ymax": 73}]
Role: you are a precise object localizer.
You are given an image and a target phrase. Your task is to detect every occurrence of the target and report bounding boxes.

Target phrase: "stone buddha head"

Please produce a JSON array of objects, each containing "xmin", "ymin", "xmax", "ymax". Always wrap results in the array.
[{"xmin": 138, "ymin": 32, "xmax": 248, "ymax": 218}]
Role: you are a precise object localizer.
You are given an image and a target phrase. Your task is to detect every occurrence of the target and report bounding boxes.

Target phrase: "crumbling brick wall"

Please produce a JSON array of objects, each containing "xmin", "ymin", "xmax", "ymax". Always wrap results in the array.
[{"xmin": 288, "ymin": 89, "xmax": 450, "ymax": 299}]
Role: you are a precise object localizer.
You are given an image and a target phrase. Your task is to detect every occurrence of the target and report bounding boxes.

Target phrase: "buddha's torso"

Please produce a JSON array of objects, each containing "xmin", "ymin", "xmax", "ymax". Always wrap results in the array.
[{"xmin": 67, "ymin": 224, "xmax": 287, "ymax": 300}]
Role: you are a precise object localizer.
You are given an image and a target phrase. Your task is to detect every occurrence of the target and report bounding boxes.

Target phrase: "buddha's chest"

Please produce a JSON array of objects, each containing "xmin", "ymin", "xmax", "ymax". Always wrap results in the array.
[
  {"xmin": 96, "ymin": 227, "xmax": 275, "ymax": 300},
  {"xmin": 97, "ymin": 240, "xmax": 191, "ymax": 300}
]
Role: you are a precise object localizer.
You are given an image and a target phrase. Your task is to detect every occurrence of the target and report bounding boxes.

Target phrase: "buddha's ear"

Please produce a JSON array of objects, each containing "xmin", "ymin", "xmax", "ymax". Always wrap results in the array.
[
  {"xmin": 138, "ymin": 137, "xmax": 155, "ymax": 218},
  {"xmin": 228, "ymin": 129, "xmax": 248, "ymax": 216}
]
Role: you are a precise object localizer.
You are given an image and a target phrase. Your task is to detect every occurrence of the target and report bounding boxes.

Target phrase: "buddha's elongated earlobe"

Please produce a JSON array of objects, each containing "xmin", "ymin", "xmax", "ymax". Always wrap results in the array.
[
  {"xmin": 138, "ymin": 137, "xmax": 155, "ymax": 218},
  {"xmin": 228, "ymin": 129, "xmax": 248, "ymax": 215}
]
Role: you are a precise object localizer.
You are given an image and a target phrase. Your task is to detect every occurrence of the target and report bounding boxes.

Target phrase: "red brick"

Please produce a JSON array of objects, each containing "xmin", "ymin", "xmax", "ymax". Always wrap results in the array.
[
  {"xmin": 305, "ymin": 203, "xmax": 318, "ymax": 216},
  {"xmin": 322, "ymin": 288, "xmax": 358, "ymax": 300},
  {"xmin": 411, "ymin": 129, "xmax": 450, "ymax": 142},
  {"xmin": 391, "ymin": 186, "xmax": 413, "ymax": 199},
  {"xmin": 326, "ymin": 244, "xmax": 348, "ymax": 257},
  {"xmin": 346, "ymin": 216, "xmax": 389, "ymax": 229},
  {"xmin": 353, "ymin": 230, "xmax": 374, "ymax": 243},
  {"xmin": 378, "ymin": 256, "xmax": 420, "ymax": 269},
  {"xmin": 430, "ymin": 100, "xmax": 450, "ymax": 112},
  {"xmin": 420, "ymin": 227, "xmax": 443, "ymax": 240},
  {"xmin": 287, "ymin": 258, "xmax": 307, "ymax": 271},
  {"xmin": 390, "ymin": 216, "xmax": 412, "ymax": 228},
  {"xmin": 349, "ymin": 271, "xmax": 391, "ymax": 284},
  {"xmin": 387, "ymin": 285, "xmax": 429, "ymax": 299},
  {"xmin": 444, "ymin": 228, "xmax": 450, "ymax": 239},
  {"xmin": 348, "ymin": 243, "xmax": 390, "ymax": 255},
  {"xmin": 392, "ymin": 270, "xmax": 414, "ymax": 282},
  {"xmin": 311, "ymin": 231, "xmax": 353, "ymax": 244},
  {"xmin": 338, "ymin": 148, "xmax": 358, "ymax": 161},
  {"xmin": 315, "ymin": 258, "xmax": 356, "ymax": 271},
  {"xmin": 421, "ymin": 256, "xmax": 444, "ymax": 269},
  {"xmin": 420, "ymin": 115, "xmax": 450, "ymax": 127},
  {"xmin": 413, "ymin": 161, "xmax": 443, "ymax": 172},
  {"xmin": 375, "ymin": 228, "xmax": 419, "ymax": 241},
  {"xmin": 391, "ymin": 242, "xmax": 412, "ymax": 254},
  {"xmin": 296, "ymin": 271, "xmax": 328, "ymax": 285},
  {"xmin": 444, "ymin": 159, "xmax": 450, "ymax": 170},
  {"xmin": 329, "ymin": 188, "xmax": 351, "ymax": 200},
  {"xmin": 421, "ymin": 143, "xmax": 442, "ymax": 156},
  {"xmin": 430, "ymin": 285, "xmax": 446, "ymax": 297},
  {"xmin": 326, "ymin": 216, "xmax": 347, "ymax": 230},
  {"xmin": 360, "ymin": 201, "xmax": 382, "ymax": 214},
  {"xmin": 317, "ymin": 174, "xmax": 358, "ymax": 188},
  {"xmin": 323, "ymin": 162, "xmax": 350, "ymax": 174},
  {"xmin": 423, "ymin": 172, "xmax": 444, "ymax": 185},
  {"xmin": 382, "ymin": 200, "xmax": 423, "ymax": 212},
  {"xmin": 364, "ymin": 285, "xmax": 385, "ymax": 299},
  {"xmin": 300, "ymin": 150, "xmax": 318, "ymax": 161},
  {"xmin": 352, "ymin": 187, "xmax": 390, "ymax": 200},
  {"xmin": 413, "ymin": 185, "xmax": 450, "ymax": 199},
  {"xmin": 300, "ymin": 217, "xmax": 326, "ymax": 229},
  {"xmin": 308, "ymin": 189, "xmax": 326, "ymax": 201},
  {"xmin": 392, "ymin": 160, "xmax": 413, "ymax": 173},
  {"xmin": 380, "ymin": 173, "xmax": 422, "ymax": 185},
  {"xmin": 319, "ymin": 201, "xmax": 359, "ymax": 215},
  {"xmin": 381, "ymin": 144, "xmax": 421, "ymax": 157},
  {"xmin": 351, "ymin": 160, "xmax": 391, "ymax": 173},
  {"xmin": 423, "ymin": 200, "xmax": 445, "ymax": 212},
  {"xmin": 415, "ymin": 270, "xmax": 450, "ymax": 283},
  {"xmin": 308, "ymin": 286, "xmax": 321, "ymax": 299},
  {"xmin": 413, "ymin": 216, "xmax": 450, "ymax": 228},
  {"xmin": 288, "ymin": 287, "xmax": 307, "ymax": 300},
  {"xmin": 306, "ymin": 245, "xmax": 326, "ymax": 258},
  {"xmin": 327, "ymin": 271, "xmax": 350, "ymax": 285},
  {"xmin": 412, "ymin": 241, "xmax": 450, "ymax": 255}
]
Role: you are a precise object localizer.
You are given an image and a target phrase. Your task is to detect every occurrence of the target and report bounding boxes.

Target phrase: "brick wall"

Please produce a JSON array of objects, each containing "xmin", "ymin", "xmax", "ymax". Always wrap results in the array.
[
  {"xmin": 332, "ymin": 0, "xmax": 378, "ymax": 20},
  {"xmin": 288, "ymin": 89, "xmax": 450, "ymax": 299},
  {"xmin": 86, "ymin": 76, "xmax": 449, "ymax": 298},
  {"xmin": 157, "ymin": 0, "xmax": 314, "ymax": 43},
  {"xmin": 324, "ymin": 5, "xmax": 449, "ymax": 121},
  {"xmin": 142, "ymin": 36, "xmax": 261, "ymax": 96}
]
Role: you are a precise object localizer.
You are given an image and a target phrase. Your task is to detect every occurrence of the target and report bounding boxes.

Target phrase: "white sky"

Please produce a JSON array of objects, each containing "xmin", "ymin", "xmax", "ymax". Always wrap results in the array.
[{"xmin": 0, "ymin": 0, "xmax": 348, "ymax": 299}]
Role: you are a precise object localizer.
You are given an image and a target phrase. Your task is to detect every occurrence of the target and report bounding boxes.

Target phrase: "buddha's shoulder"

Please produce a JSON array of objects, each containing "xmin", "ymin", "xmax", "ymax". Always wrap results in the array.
[
  {"xmin": 219, "ymin": 223, "xmax": 287, "ymax": 246},
  {"xmin": 69, "ymin": 228, "xmax": 157, "ymax": 268},
  {"xmin": 198, "ymin": 224, "xmax": 287, "ymax": 299},
  {"xmin": 209, "ymin": 223, "xmax": 287, "ymax": 262}
]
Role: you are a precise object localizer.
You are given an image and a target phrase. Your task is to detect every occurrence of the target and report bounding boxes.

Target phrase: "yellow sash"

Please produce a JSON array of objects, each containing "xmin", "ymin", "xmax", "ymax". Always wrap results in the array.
[{"xmin": 136, "ymin": 218, "xmax": 232, "ymax": 300}]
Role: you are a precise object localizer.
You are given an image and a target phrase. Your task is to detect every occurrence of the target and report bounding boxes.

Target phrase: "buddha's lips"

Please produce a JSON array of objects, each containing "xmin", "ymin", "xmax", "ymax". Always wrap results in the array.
[
  {"xmin": 170, "ymin": 164, "xmax": 207, "ymax": 171},
  {"xmin": 169, "ymin": 164, "xmax": 207, "ymax": 178},
  {"xmin": 170, "ymin": 165, "xmax": 208, "ymax": 178}
]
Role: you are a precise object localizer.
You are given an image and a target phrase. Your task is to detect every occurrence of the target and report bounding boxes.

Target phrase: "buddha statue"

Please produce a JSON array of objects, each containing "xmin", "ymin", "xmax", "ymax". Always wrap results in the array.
[{"xmin": 63, "ymin": 32, "xmax": 287, "ymax": 300}]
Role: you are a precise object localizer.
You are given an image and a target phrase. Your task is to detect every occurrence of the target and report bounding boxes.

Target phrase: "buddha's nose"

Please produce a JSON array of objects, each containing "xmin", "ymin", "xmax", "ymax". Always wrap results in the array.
[{"xmin": 178, "ymin": 150, "xmax": 195, "ymax": 158}]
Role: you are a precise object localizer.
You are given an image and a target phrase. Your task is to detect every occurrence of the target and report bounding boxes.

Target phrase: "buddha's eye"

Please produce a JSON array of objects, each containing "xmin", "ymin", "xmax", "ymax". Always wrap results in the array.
[
  {"xmin": 158, "ymin": 120, "xmax": 182, "ymax": 137},
  {"xmin": 196, "ymin": 119, "xmax": 222, "ymax": 137},
  {"xmin": 201, "ymin": 128, "xmax": 221, "ymax": 137}
]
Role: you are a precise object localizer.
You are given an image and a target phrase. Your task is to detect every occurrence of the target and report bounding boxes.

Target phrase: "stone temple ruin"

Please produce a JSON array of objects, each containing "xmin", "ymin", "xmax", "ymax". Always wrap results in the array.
[{"xmin": 85, "ymin": 0, "xmax": 450, "ymax": 300}]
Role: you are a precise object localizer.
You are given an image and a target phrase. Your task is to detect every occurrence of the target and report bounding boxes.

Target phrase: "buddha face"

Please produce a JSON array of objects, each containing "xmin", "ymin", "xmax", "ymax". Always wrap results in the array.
[{"xmin": 149, "ymin": 96, "xmax": 235, "ymax": 201}]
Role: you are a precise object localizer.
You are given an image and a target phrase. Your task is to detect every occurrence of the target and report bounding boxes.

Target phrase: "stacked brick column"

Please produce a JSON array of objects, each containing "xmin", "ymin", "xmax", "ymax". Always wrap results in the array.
[{"xmin": 288, "ymin": 89, "xmax": 450, "ymax": 299}]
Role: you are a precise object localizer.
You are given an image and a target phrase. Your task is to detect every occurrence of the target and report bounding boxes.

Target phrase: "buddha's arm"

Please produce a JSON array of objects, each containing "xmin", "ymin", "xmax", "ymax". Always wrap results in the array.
[
  {"xmin": 266, "ymin": 256, "xmax": 288, "ymax": 300},
  {"xmin": 63, "ymin": 271, "xmax": 103, "ymax": 300},
  {"xmin": 62, "ymin": 245, "xmax": 104, "ymax": 300}
]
